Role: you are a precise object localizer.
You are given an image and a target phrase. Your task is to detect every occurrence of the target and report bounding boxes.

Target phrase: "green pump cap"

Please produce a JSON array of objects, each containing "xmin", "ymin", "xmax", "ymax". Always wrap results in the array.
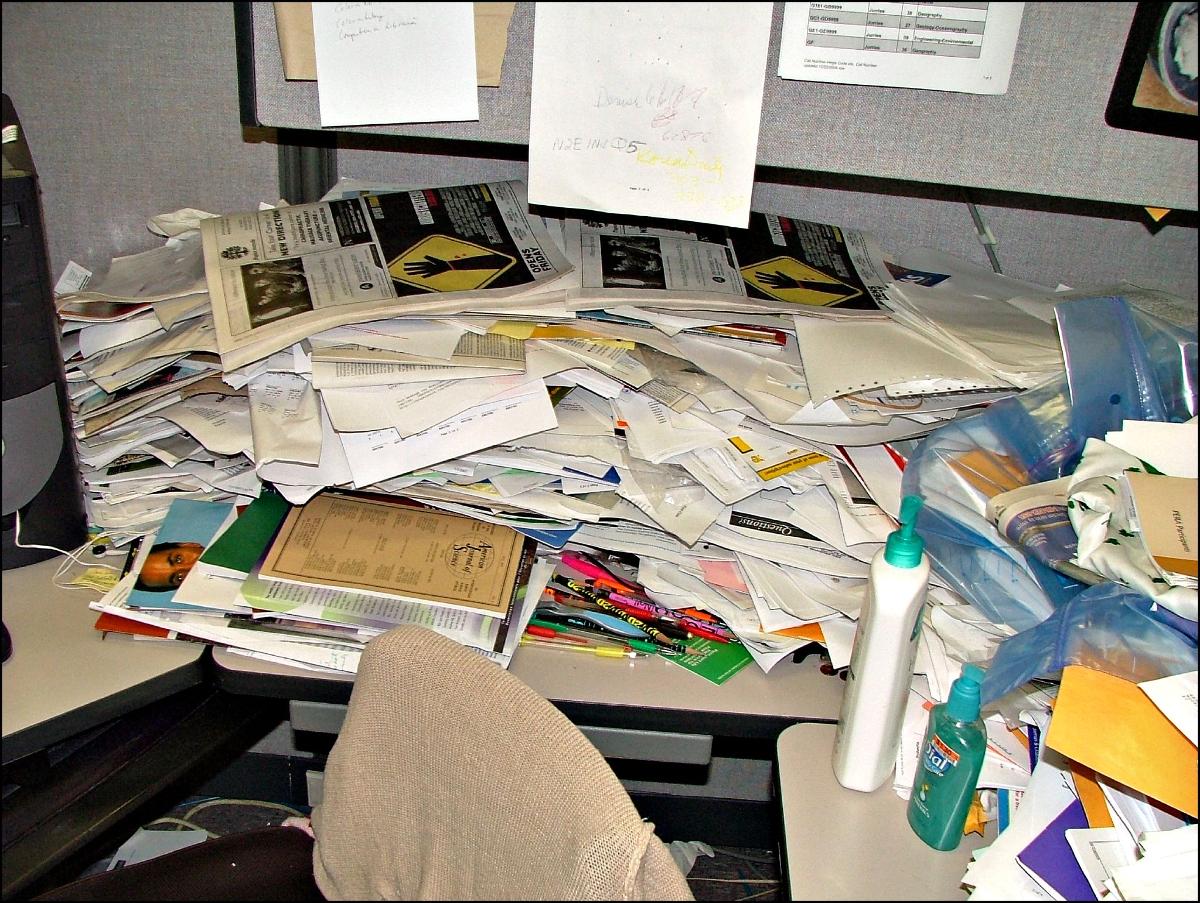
[
  {"xmin": 945, "ymin": 663, "xmax": 985, "ymax": 722},
  {"xmin": 884, "ymin": 495, "xmax": 926, "ymax": 568}
]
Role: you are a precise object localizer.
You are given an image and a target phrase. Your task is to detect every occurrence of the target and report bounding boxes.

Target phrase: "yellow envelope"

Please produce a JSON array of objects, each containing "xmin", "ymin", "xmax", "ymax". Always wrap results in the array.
[{"xmin": 1046, "ymin": 665, "xmax": 1197, "ymax": 818}]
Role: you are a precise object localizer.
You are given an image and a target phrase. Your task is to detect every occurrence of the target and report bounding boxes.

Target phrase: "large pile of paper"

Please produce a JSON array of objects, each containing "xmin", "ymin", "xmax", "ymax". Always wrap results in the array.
[
  {"xmin": 57, "ymin": 180, "xmax": 1199, "ymax": 898},
  {"xmin": 58, "ymin": 179, "xmax": 1075, "ymax": 673},
  {"xmin": 59, "ymin": 177, "xmax": 1093, "ymax": 677}
]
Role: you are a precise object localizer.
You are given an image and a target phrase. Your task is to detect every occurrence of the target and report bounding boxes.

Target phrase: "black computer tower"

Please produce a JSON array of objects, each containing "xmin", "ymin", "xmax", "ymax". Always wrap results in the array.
[{"xmin": 2, "ymin": 94, "xmax": 87, "ymax": 569}]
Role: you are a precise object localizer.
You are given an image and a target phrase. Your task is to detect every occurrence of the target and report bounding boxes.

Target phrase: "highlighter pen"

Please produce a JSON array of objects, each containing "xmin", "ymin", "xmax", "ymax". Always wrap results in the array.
[
  {"xmin": 557, "ymin": 577, "xmax": 689, "ymax": 655},
  {"xmin": 559, "ymin": 551, "xmax": 645, "ymax": 597},
  {"xmin": 529, "ymin": 617, "xmax": 660, "ymax": 654},
  {"xmin": 600, "ymin": 589, "xmax": 736, "ymax": 643},
  {"xmin": 518, "ymin": 635, "xmax": 642, "ymax": 659}
]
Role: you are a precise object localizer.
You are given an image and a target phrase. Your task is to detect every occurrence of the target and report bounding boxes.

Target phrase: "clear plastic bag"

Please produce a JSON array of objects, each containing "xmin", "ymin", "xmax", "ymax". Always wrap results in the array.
[
  {"xmin": 980, "ymin": 582, "xmax": 1197, "ymax": 705},
  {"xmin": 901, "ymin": 296, "xmax": 1197, "ymax": 635}
]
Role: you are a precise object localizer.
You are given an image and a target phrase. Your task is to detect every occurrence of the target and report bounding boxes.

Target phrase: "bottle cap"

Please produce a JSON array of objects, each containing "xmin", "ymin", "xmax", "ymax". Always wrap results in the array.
[
  {"xmin": 884, "ymin": 495, "xmax": 925, "ymax": 568},
  {"xmin": 945, "ymin": 663, "xmax": 985, "ymax": 722}
]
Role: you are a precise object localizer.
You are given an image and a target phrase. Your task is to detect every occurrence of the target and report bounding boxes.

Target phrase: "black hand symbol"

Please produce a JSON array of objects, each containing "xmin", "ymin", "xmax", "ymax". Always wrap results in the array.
[
  {"xmin": 403, "ymin": 255, "xmax": 452, "ymax": 277},
  {"xmin": 756, "ymin": 270, "xmax": 800, "ymax": 290}
]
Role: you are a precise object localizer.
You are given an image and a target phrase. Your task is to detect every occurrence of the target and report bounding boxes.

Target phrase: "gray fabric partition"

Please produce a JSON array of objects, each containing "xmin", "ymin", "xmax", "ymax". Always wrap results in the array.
[
  {"xmin": 251, "ymin": 0, "xmax": 1196, "ymax": 302},
  {"xmin": 1, "ymin": 2, "xmax": 279, "ymax": 282},
  {"xmin": 0, "ymin": 2, "xmax": 1194, "ymax": 303},
  {"xmin": 247, "ymin": 2, "xmax": 1197, "ymax": 211}
]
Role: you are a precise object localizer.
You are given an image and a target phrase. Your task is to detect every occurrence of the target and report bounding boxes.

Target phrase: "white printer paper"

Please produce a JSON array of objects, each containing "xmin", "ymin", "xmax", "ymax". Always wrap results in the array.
[
  {"xmin": 779, "ymin": 2, "xmax": 1025, "ymax": 94},
  {"xmin": 528, "ymin": 2, "xmax": 773, "ymax": 228},
  {"xmin": 312, "ymin": 2, "xmax": 479, "ymax": 127}
]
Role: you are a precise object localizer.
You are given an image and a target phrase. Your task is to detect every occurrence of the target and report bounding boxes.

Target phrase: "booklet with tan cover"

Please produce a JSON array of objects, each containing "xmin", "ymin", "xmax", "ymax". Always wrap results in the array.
[{"xmin": 257, "ymin": 491, "xmax": 534, "ymax": 618}]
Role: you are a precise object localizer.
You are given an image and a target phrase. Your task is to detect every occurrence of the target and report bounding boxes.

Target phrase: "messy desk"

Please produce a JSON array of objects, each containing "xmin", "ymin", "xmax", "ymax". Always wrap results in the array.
[{"xmin": 3, "ymin": 2, "xmax": 1196, "ymax": 900}]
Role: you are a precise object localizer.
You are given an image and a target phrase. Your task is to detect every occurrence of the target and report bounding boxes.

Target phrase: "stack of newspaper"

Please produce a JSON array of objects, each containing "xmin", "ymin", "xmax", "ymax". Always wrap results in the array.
[{"xmin": 61, "ymin": 177, "xmax": 1094, "ymax": 678}]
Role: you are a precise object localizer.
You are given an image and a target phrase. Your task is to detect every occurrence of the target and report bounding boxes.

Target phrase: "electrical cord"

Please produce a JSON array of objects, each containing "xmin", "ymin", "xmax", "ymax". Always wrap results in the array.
[{"xmin": 12, "ymin": 507, "xmax": 148, "ymax": 587}]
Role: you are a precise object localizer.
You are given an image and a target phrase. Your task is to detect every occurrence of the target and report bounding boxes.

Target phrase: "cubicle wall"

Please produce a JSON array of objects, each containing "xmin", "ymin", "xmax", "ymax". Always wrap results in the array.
[
  {"xmin": 1, "ymin": 2, "xmax": 280, "ymax": 285},
  {"xmin": 1, "ymin": 2, "xmax": 1196, "ymax": 303},
  {"xmin": 241, "ymin": 1, "xmax": 1198, "ymax": 301}
]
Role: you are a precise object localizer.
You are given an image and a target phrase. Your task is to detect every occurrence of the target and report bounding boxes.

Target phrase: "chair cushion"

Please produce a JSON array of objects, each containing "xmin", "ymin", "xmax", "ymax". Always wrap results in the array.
[{"xmin": 311, "ymin": 625, "xmax": 693, "ymax": 900}]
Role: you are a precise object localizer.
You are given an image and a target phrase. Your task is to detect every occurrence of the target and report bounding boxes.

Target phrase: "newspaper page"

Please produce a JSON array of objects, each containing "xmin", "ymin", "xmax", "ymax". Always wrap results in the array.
[
  {"xmin": 562, "ymin": 210, "xmax": 893, "ymax": 315},
  {"xmin": 200, "ymin": 181, "xmax": 573, "ymax": 370}
]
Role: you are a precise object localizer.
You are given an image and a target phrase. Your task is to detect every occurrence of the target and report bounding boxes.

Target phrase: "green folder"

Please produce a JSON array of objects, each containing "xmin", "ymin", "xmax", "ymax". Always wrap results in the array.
[{"xmin": 196, "ymin": 488, "xmax": 291, "ymax": 579}]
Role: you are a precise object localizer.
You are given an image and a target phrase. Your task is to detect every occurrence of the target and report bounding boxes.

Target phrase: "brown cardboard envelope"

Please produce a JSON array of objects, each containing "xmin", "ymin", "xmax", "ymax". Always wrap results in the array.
[{"xmin": 1045, "ymin": 665, "xmax": 1197, "ymax": 818}]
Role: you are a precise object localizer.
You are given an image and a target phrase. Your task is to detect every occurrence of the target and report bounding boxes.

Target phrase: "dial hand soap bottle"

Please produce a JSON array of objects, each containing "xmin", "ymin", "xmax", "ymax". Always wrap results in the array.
[
  {"xmin": 832, "ymin": 495, "xmax": 929, "ymax": 792},
  {"xmin": 907, "ymin": 664, "xmax": 988, "ymax": 851}
]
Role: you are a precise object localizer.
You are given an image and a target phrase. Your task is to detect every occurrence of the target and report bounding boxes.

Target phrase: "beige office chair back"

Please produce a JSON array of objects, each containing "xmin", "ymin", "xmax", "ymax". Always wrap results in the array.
[{"xmin": 311, "ymin": 626, "xmax": 694, "ymax": 901}]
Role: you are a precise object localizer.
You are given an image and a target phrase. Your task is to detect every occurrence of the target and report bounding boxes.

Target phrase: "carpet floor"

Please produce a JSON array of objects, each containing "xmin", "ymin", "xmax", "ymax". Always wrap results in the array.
[{"xmin": 73, "ymin": 796, "xmax": 781, "ymax": 900}]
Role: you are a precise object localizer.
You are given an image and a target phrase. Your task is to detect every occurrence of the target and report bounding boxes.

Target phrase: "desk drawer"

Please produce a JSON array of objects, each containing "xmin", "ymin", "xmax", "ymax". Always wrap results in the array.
[{"xmin": 289, "ymin": 700, "xmax": 713, "ymax": 765}]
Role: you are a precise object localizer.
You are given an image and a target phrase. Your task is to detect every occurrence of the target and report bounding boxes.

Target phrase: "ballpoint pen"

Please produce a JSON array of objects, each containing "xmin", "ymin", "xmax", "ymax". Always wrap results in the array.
[
  {"xmin": 518, "ymin": 635, "xmax": 643, "ymax": 658},
  {"xmin": 528, "ymin": 617, "xmax": 661, "ymax": 654},
  {"xmin": 555, "ymin": 576, "xmax": 693, "ymax": 655}
]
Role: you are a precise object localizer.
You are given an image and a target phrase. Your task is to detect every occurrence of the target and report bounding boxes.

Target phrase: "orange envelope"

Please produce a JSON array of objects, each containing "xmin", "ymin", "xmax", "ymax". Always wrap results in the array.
[
  {"xmin": 1045, "ymin": 665, "xmax": 1197, "ymax": 818},
  {"xmin": 1069, "ymin": 763, "xmax": 1115, "ymax": 829}
]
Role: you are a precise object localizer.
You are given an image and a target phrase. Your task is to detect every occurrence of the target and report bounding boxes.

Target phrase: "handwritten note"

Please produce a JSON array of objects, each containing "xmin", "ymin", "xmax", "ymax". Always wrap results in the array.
[
  {"xmin": 312, "ymin": 2, "xmax": 478, "ymax": 127},
  {"xmin": 527, "ymin": 2, "xmax": 773, "ymax": 228}
]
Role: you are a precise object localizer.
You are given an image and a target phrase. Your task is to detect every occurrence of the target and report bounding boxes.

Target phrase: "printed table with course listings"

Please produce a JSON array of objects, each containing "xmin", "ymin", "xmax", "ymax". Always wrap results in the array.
[{"xmin": 805, "ymin": 2, "xmax": 992, "ymax": 58}]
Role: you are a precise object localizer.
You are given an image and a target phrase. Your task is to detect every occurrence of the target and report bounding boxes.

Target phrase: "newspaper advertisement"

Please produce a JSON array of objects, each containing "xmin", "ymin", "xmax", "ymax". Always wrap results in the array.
[
  {"xmin": 200, "ymin": 181, "xmax": 573, "ymax": 370},
  {"xmin": 986, "ymin": 476, "xmax": 1104, "ymax": 586},
  {"xmin": 562, "ymin": 211, "xmax": 894, "ymax": 315}
]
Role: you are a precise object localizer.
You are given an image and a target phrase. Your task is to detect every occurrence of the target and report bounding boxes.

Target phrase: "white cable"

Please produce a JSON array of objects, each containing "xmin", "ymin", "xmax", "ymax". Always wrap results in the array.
[{"xmin": 12, "ymin": 508, "xmax": 147, "ymax": 587}]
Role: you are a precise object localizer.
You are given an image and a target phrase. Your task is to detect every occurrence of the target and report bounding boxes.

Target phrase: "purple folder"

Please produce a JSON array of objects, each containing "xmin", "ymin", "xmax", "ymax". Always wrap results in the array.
[{"xmin": 1016, "ymin": 798, "xmax": 1096, "ymax": 901}]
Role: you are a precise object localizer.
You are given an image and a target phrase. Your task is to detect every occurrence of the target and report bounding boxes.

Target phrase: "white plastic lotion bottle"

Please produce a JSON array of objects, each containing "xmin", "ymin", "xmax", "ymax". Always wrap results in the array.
[{"xmin": 832, "ymin": 494, "xmax": 930, "ymax": 792}]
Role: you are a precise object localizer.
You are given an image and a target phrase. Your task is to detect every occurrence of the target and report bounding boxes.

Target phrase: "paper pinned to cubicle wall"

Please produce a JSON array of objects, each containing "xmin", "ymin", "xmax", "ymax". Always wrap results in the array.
[
  {"xmin": 778, "ymin": 2, "xmax": 1025, "ymax": 94},
  {"xmin": 312, "ymin": 2, "xmax": 479, "ymax": 127},
  {"xmin": 275, "ymin": 2, "xmax": 516, "ymax": 86},
  {"xmin": 527, "ymin": 2, "xmax": 773, "ymax": 228}
]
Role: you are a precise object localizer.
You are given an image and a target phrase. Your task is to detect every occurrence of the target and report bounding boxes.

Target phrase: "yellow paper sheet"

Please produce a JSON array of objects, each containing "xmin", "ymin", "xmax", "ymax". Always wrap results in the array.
[
  {"xmin": 773, "ymin": 623, "xmax": 825, "ymax": 642},
  {"xmin": 1045, "ymin": 665, "xmax": 1197, "ymax": 818}
]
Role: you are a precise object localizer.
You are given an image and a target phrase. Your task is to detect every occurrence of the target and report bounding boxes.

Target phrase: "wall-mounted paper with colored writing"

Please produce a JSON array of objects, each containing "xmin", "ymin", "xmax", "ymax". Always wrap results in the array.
[
  {"xmin": 312, "ymin": 2, "xmax": 479, "ymax": 127},
  {"xmin": 527, "ymin": 2, "xmax": 773, "ymax": 229}
]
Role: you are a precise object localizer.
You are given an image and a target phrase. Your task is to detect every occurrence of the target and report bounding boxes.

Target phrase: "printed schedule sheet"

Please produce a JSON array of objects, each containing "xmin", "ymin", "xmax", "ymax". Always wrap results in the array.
[{"xmin": 779, "ymin": 2, "xmax": 1025, "ymax": 94}]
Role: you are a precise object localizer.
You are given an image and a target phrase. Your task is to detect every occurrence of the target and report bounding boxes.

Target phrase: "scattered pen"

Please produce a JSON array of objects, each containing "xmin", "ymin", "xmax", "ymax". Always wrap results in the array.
[
  {"xmin": 600, "ymin": 590, "xmax": 736, "ymax": 643},
  {"xmin": 525, "ymin": 623, "xmax": 589, "ymax": 644},
  {"xmin": 557, "ymin": 553, "xmax": 738, "ymax": 643},
  {"xmin": 556, "ymin": 576, "xmax": 691, "ymax": 655},
  {"xmin": 519, "ymin": 635, "xmax": 643, "ymax": 659},
  {"xmin": 528, "ymin": 617, "xmax": 660, "ymax": 654},
  {"xmin": 560, "ymin": 551, "xmax": 644, "ymax": 597}
]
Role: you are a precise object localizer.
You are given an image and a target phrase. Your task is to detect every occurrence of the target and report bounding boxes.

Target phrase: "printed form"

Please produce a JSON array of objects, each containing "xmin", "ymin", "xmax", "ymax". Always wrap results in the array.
[{"xmin": 779, "ymin": 2, "xmax": 1025, "ymax": 94}]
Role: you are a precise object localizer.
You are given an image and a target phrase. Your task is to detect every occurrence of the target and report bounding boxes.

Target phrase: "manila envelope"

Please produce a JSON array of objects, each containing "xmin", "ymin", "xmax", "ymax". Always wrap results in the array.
[{"xmin": 1045, "ymin": 665, "xmax": 1197, "ymax": 818}]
